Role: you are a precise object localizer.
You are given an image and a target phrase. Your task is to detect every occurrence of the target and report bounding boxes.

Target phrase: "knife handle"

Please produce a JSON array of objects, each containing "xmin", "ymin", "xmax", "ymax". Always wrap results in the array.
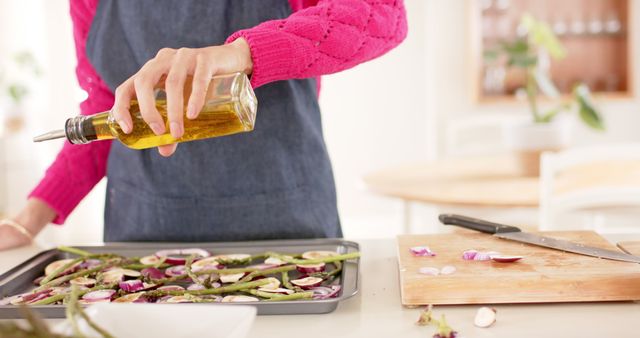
[{"xmin": 438, "ymin": 214, "xmax": 521, "ymax": 234}]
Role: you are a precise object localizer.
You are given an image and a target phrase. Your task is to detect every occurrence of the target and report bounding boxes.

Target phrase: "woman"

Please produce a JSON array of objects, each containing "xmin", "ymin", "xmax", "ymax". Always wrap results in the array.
[{"xmin": 0, "ymin": 0, "xmax": 407, "ymax": 249}]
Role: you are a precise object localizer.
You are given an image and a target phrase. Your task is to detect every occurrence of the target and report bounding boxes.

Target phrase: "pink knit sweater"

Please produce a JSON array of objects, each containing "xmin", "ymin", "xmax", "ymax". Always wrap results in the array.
[{"xmin": 30, "ymin": 0, "xmax": 408, "ymax": 224}]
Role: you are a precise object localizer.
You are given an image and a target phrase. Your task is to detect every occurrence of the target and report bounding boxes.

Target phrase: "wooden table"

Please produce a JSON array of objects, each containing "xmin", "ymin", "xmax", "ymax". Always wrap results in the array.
[{"xmin": 363, "ymin": 155, "xmax": 538, "ymax": 232}]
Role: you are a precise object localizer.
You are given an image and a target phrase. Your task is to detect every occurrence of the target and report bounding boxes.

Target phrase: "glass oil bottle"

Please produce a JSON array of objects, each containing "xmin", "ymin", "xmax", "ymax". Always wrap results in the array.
[{"xmin": 33, "ymin": 72, "xmax": 257, "ymax": 149}]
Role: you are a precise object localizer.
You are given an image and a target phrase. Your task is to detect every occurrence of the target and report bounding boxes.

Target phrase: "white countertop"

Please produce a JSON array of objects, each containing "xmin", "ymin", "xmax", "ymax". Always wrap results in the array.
[{"xmin": 2, "ymin": 235, "xmax": 640, "ymax": 338}]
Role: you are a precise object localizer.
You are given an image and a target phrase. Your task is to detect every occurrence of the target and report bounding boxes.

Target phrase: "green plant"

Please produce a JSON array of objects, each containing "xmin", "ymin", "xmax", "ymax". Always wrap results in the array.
[
  {"xmin": 485, "ymin": 14, "xmax": 604, "ymax": 130},
  {"xmin": 0, "ymin": 51, "xmax": 42, "ymax": 106}
]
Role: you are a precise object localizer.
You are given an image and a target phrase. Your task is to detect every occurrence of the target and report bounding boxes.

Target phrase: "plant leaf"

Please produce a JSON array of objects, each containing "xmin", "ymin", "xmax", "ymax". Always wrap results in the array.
[
  {"xmin": 574, "ymin": 84, "xmax": 605, "ymax": 131},
  {"xmin": 520, "ymin": 13, "xmax": 567, "ymax": 59}
]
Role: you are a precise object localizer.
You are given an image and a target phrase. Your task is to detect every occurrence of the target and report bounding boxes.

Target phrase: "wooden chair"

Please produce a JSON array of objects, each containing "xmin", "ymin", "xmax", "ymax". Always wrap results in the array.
[{"xmin": 539, "ymin": 143, "xmax": 640, "ymax": 233}]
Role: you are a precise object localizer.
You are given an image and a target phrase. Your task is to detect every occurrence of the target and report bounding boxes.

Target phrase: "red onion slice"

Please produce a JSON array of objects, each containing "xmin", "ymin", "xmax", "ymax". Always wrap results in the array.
[
  {"xmin": 310, "ymin": 285, "xmax": 341, "ymax": 299},
  {"xmin": 264, "ymin": 256, "xmax": 290, "ymax": 266},
  {"xmin": 291, "ymin": 276, "xmax": 323, "ymax": 289},
  {"xmin": 79, "ymin": 259, "xmax": 102, "ymax": 269},
  {"xmin": 82, "ymin": 289, "xmax": 116, "ymax": 302},
  {"xmin": 191, "ymin": 257, "xmax": 223, "ymax": 272},
  {"xmin": 164, "ymin": 265, "xmax": 187, "ymax": 277},
  {"xmin": 187, "ymin": 283, "xmax": 206, "ymax": 291},
  {"xmin": 21, "ymin": 289, "xmax": 53, "ymax": 303},
  {"xmin": 119, "ymin": 280, "xmax": 145, "ymax": 292},
  {"xmin": 490, "ymin": 255, "xmax": 523, "ymax": 263},
  {"xmin": 259, "ymin": 277, "xmax": 281, "ymax": 290},
  {"xmin": 462, "ymin": 249, "xmax": 478, "ymax": 260},
  {"xmin": 418, "ymin": 267, "xmax": 440, "ymax": 276},
  {"xmin": 79, "ymin": 298, "xmax": 112, "ymax": 305},
  {"xmin": 155, "ymin": 248, "xmax": 211, "ymax": 265},
  {"xmin": 301, "ymin": 251, "xmax": 338, "ymax": 260},
  {"xmin": 410, "ymin": 246, "xmax": 436, "ymax": 257},
  {"xmin": 474, "ymin": 251, "xmax": 500, "ymax": 261},
  {"xmin": 139, "ymin": 255, "xmax": 162, "ymax": 265},
  {"xmin": 296, "ymin": 262, "xmax": 326, "ymax": 273},
  {"xmin": 141, "ymin": 267, "xmax": 165, "ymax": 280}
]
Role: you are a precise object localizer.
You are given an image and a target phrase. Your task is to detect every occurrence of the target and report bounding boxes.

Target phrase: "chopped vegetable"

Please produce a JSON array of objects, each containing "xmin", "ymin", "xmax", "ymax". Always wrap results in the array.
[
  {"xmin": 155, "ymin": 248, "xmax": 210, "ymax": 265},
  {"xmin": 211, "ymin": 254, "xmax": 252, "ymax": 265},
  {"xmin": 257, "ymin": 287, "xmax": 294, "ymax": 295},
  {"xmin": 474, "ymin": 307, "xmax": 497, "ymax": 328},
  {"xmin": 439, "ymin": 266, "xmax": 456, "ymax": 275},
  {"xmin": 296, "ymin": 262, "xmax": 326, "ymax": 273},
  {"xmin": 264, "ymin": 256, "xmax": 290, "ymax": 265},
  {"xmin": 410, "ymin": 246, "xmax": 436, "ymax": 257},
  {"xmin": 44, "ymin": 259, "xmax": 78, "ymax": 276},
  {"xmin": 157, "ymin": 285, "xmax": 185, "ymax": 292},
  {"xmin": 141, "ymin": 267, "xmax": 165, "ymax": 279},
  {"xmin": 418, "ymin": 267, "xmax": 440, "ymax": 276},
  {"xmin": 461, "ymin": 249, "xmax": 478, "ymax": 260},
  {"xmin": 291, "ymin": 276, "xmax": 323, "ymax": 289},
  {"xmin": 82, "ymin": 289, "xmax": 115, "ymax": 303},
  {"xmin": 221, "ymin": 295, "xmax": 259, "ymax": 302},
  {"xmin": 139, "ymin": 255, "xmax": 163, "ymax": 265},
  {"xmin": 260, "ymin": 277, "xmax": 281, "ymax": 290},
  {"xmin": 309, "ymin": 285, "xmax": 341, "ymax": 300},
  {"xmin": 113, "ymin": 292, "xmax": 147, "ymax": 303},
  {"xmin": 490, "ymin": 255, "xmax": 523, "ymax": 263},
  {"xmin": 164, "ymin": 265, "xmax": 187, "ymax": 277},
  {"xmin": 219, "ymin": 272, "xmax": 245, "ymax": 283},
  {"xmin": 301, "ymin": 251, "xmax": 339, "ymax": 260},
  {"xmin": 70, "ymin": 277, "xmax": 96, "ymax": 287},
  {"xmin": 119, "ymin": 280, "xmax": 144, "ymax": 292},
  {"xmin": 191, "ymin": 257, "xmax": 222, "ymax": 271}
]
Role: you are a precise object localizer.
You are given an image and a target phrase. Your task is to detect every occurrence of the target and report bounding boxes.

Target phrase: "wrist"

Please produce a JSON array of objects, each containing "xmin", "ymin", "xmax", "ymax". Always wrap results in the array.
[
  {"xmin": 229, "ymin": 37, "xmax": 253, "ymax": 75},
  {"xmin": 15, "ymin": 198, "xmax": 56, "ymax": 236}
]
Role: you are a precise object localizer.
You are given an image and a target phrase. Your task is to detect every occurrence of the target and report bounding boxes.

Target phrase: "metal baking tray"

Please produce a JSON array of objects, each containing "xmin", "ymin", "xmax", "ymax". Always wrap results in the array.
[{"xmin": 0, "ymin": 238, "xmax": 359, "ymax": 318}]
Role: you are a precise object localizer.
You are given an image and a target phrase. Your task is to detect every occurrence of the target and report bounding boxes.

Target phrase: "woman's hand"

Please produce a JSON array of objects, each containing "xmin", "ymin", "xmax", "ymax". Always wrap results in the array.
[
  {"xmin": 0, "ymin": 199, "xmax": 55, "ymax": 251},
  {"xmin": 111, "ymin": 38, "xmax": 253, "ymax": 157}
]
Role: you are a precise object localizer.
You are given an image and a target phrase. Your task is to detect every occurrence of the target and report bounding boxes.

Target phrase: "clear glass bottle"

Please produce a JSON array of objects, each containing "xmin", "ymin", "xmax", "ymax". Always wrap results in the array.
[{"xmin": 34, "ymin": 72, "xmax": 257, "ymax": 149}]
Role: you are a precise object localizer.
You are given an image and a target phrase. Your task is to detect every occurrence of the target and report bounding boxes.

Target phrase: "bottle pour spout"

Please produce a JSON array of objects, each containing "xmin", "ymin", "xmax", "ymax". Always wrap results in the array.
[{"xmin": 33, "ymin": 129, "xmax": 67, "ymax": 142}]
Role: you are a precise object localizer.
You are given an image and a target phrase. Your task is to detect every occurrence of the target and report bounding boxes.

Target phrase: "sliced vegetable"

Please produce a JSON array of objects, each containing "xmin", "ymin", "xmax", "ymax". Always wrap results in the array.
[
  {"xmin": 113, "ymin": 292, "xmax": 147, "ymax": 303},
  {"xmin": 257, "ymin": 287, "xmax": 294, "ymax": 295},
  {"xmin": 221, "ymin": 295, "xmax": 259, "ymax": 302},
  {"xmin": 474, "ymin": 307, "xmax": 497, "ymax": 328},
  {"xmin": 418, "ymin": 267, "xmax": 440, "ymax": 276},
  {"xmin": 247, "ymin": 263, "xmax": 279, "ymax": 271},
  {"xmin": 291, "ymin": 276, "xmax": 323, "ymax": 289},
  {"xmin": 264, "ymin": 256, "xmax": 290, "ymax": 266},
  {"xmin": 44, "ymin": 259, "xmax": 78, "ymax": 276},
  {"xmin": 157, "ymin": 285, "xmax": 185, "ymax": 292},
  {"xmin": 155, "ymin": 248, "xmax": 210, "ymax": 265},
  {"xmin": 119, "ymin": 280, "xmax": 144, "ymax": 292},
  {"xmin": 139, "ymin": 255, "xmax": 162, "ymax": 265},
  {"xmin": 164, "ymin": 265, "xmax": 187, "ymax": 277},
  {"xmin": 22, "ymin": 290, "xmax": 54, "ymax": 304},
  {"xmin": 260, "ymin": 277, "xmax": 281, "ymax": 290},
  {"xmin": 79, "ymin": 259, "xmax": 102, "ymax": 269},
  {"xmin": 461, "ymin": 250, "xmax": 478, "ymax": 260},
  {"xmin": 440, "ymin": 266, "xmax": 456, "ymax": 275},
  {"xmin": 473, "ymin": 251, "xmax": 500, "ymax": 261},
  {"xmin": 211, "ymin": 254, "xmax": 252, "ymax": 265},
  {"xmin": 190, "ymin": 257, "xmax": 222, "ymax": 272},
  {"xmin": 490, "ymin": 255, "xmax": 523, "ymax": 263},
  {"xmin": 310, "ymin": 285, "xmax": 341, "ymax": 300},
  {"xmin": 296, "ymin": 262, "xmax": 326, "ymax": 273},
  {"xmin": 410, "ymin": 246, "xmax": 436, "ymax": 257},
  {"xmin": 82, "ymin": 289, "xmax": 115, "ymax": 302},
  {"xmin": 161, "ymin": 295, "xmax": 195, "ymax": 303},
  {"xmin": 219, "ymin": 272, "xmax": 245, "ymax": 283},
  {"xmin": 301, "ymin": 251, "xmax": 338, "ymax": 260},
  {"xmin": 187, "ymin": 283, "xmax": 206, "ymax": 291},
  {"xmin": 70, "ymin": 277, "xmax": 96, "ymax": 287},
  {"xmin": 141, "ymin": 267, "xmax": 165, "ymax": 280}
]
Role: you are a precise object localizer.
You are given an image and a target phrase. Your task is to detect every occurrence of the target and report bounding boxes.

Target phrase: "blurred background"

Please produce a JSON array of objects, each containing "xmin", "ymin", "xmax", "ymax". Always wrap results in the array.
[{"xmin": 1, "ymin": 0, "xmax": 639, "ymax": 246}]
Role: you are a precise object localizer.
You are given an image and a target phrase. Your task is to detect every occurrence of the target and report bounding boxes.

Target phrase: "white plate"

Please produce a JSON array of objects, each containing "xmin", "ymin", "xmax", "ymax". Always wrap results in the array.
[{"xmin": 54, "ymin": 303, "xmax": 256, "ymax": 338}]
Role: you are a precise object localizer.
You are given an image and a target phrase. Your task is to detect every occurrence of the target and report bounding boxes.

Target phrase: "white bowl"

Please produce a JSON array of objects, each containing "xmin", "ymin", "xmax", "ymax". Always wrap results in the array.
[{"xmin": 54, "ymin": 303, "xmax": 256, "ymax": 338}]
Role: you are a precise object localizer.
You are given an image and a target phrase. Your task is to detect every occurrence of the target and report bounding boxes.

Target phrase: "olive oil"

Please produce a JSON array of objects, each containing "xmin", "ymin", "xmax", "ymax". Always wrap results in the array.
[{"xmin": 34, "ymin": 72, "xmax": 257, "ymax": 149}]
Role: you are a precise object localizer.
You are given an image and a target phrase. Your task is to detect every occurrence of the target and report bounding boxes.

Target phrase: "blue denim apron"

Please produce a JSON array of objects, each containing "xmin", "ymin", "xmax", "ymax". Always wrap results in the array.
[{"xmin": 85, "ymin": 0, "xmax": 342, "ymax": 241}]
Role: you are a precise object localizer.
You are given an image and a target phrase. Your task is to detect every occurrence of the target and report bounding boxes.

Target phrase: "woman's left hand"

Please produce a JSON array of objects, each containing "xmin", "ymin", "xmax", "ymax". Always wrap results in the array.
[{"xmin": 111, "ymin": 38, "xmax": 253, "ymax": 157}]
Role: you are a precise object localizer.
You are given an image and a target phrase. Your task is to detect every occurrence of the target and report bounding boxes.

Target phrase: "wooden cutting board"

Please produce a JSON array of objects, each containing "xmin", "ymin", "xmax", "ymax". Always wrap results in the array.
[{"xmin": 397, "ymin": 231, "xmax": 640, "ymax": 305}]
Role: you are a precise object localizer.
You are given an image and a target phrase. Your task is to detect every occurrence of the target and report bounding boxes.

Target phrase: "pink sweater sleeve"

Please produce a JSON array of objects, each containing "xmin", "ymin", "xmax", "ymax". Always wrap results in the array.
[
  {"xmin": 227, "ymin": 0, "xmax": 408, "ymax": 88},
  {"xmin": 29, "ymin": 0, "xmax": 114, "ymax": 224}
]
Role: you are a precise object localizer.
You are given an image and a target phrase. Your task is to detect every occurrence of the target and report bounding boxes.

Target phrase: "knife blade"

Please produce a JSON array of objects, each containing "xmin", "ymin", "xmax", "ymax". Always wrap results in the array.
[{"xmin": 438, "ymin": 214, "xmax": 640, "ymax": 264}]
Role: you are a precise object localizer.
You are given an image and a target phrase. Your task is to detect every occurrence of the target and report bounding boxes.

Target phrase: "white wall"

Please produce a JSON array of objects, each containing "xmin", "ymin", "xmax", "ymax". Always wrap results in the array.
[{"xmin": 1, "ymin": 0, "xmax": 639, "ymax": 244}]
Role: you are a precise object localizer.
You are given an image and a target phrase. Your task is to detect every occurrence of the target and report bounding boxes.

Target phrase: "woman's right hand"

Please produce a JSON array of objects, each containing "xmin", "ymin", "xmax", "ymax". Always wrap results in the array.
[{"xmin": 0, "ymin": 198, "xmax": 55, "ymax": 251}]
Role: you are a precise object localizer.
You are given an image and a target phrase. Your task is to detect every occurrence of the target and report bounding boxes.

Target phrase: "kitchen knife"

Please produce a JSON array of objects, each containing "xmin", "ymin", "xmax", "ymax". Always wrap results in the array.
[{"xmin": 438, "ymin": 214, "xmax": 640, "ymax": 264}]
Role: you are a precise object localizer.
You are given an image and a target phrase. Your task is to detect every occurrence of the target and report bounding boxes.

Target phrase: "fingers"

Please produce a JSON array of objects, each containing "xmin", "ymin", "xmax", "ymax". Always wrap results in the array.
[
  {"xmin": 134, "ymin": 58, "xmax": 171, "ymax": 136},
  {"xmin": 165, "ymin": 48, "xmax": 193, "ymax": 138},
  {"xmin": 157, "ymin": 143, "xmax": 178, "ymax": 157},
  {"xmin": 112, "ymin": 78, "xmax": 135, "ymax": 134},
  {"xmin": 187, "ymin": 54, "xmax": 215, "ymax": 120}
]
